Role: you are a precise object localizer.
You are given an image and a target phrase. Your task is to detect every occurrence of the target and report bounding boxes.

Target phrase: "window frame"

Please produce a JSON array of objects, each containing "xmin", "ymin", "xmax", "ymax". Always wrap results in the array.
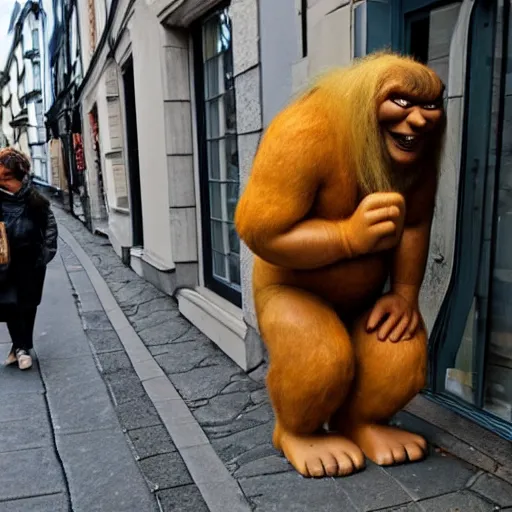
[{"xmin": 192, "ymin": 2, "xmax": 242, "ymax": 308}]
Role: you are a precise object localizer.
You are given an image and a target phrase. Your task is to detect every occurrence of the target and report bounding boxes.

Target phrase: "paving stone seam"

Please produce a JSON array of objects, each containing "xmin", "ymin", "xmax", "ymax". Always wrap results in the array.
[
  {"xmin": 58, "ymin": 224, "xmax": 253, "ymax": 512},
  {"xmin": 30, "ymin": 357, "xmax": 74, "ymax": 511},
  {"xmin": 0, "ymin": 491, "xmax": 66, "ymax": 505}
]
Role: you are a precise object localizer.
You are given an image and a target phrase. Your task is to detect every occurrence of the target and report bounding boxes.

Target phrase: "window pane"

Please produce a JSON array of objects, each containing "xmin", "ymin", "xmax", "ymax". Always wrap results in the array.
[
  {"xmin": 228, "ymin": 253, "xmax": 241, "ymax": 286},
  {"xmin": 228, "ymin": 223, "xmax": 240, "ymax": 254},
  {"xmin": 207, "ymin": 140, "xmax": 220, "ymax": 180},
  {"xmin": 223, "ymin": 47, "xmax": 234, "ymax": 90},
  {"xmin": 211, "ymin": 220, "xmax": 224, "ymax": 253},
  {"xmin": 225, "ymin": 136, "xmax": 239, "ymax": 182},
  {"xmin": 213, "ymin": 251, "xmax": 226, "ymax": 278},
  {"xmin": 206, "ymin": 99, "xmax": 220, "ymax": 139},
  {"xmin": 209, "ymin": 182, "xmax": 222, "ymax": 219},
  {"xmin": 445, "ymin": 304, "xmax": 477, "ymax": 404},
  {"xmin": 483, "ymin": 17, "xmax": 512, "ymax": 421},
  {"xmin": 32, "ymin": 29, "xmax": 39, "ymax": 51},
  {"xmin": 204, "ymin": 56, "xmax": 220, "ymax": 100},
  {"xmin": 224, "ymin": 88, "xmax": 237, "ymax": 134},
  {"xmin": 226, "ymin": 182, "xmax": 239, "ymax": 222},
  {"xmin": 203, "ymin": 18, "xmax": 220, "ymax": 60},
  {"xmin": 218, "ymin": 10, "xmax": 232, "ymax": 53}
]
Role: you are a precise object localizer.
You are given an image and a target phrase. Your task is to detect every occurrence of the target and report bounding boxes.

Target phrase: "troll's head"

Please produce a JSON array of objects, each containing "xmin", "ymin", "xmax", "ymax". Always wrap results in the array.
[{"xmin": 315, "ymin": 52, "xmax": 446, "ymax": 194}]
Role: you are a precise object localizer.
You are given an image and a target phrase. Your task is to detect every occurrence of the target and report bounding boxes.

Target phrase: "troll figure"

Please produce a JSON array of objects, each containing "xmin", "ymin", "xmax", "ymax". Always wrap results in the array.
[{"xmin": 235, "ymin": 52, "xmax": 446, "ymax": 478}]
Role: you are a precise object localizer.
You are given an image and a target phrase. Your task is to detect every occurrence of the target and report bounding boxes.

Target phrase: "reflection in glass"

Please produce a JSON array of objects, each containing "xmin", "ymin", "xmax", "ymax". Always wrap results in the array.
[
  {"xmin": 229, "ymin": 223, "xmax": 240, "ymax": 254},
  {"xmin": 484, "ymin": 43, "xmax": 512, "ymax": 421},
  {"xmin": 408, "ymin": 1, "xmax": 476, "ymax": 404},
  {"xmin": 224, "ymin": 89, "xmax": 237, "ymax": 133},
  {"xmin": 208, "ymin": 140, "xmax": 220, "ymax": 180},
  {"xmin": 226, "ymin": 136, "xmax": 239, "ymax": 181},
  {"xmin": 223, "ymin": 50, "xmax": 234, "ymax": 91},
  {"xmin": 229, "ymin": 253, "xmax": 241, "ymax": 286},
  {"xmin": 227, "ymin": 183, "xmax": 239, "ymax": 222},
  {"xmin": 442, "ymin": 1, "xmax": 512, "ymax": 423}
]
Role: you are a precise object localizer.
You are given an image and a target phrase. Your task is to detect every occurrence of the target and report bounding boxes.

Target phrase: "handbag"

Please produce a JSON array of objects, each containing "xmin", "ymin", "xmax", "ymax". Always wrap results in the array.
[{"xmin": 0, "ymin": 198, "xmax": 9, "ymax": 266}]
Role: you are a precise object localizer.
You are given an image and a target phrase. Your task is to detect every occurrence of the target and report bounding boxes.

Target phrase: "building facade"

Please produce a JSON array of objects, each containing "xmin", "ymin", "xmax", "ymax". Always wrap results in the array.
[
  {"xmin": 0, "ymin": 0, "xmax": 53, "ymax": 184},
  {"xmin": 45, "ymin": 0, "xmax": 88, "ymax": 222},
  {"xmin": 57, "ymin": 0, "xmax": 511, "ymax": 469}
]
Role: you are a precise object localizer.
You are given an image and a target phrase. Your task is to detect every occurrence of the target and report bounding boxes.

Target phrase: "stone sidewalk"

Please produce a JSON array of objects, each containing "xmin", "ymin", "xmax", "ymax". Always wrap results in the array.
[
  {"xmin": 0, "ymin": 253, "xmax": 158, "ymax": 511},
  {"xmin": 53, "ymin": 206, "xmax": 512, "ymax": 511}
]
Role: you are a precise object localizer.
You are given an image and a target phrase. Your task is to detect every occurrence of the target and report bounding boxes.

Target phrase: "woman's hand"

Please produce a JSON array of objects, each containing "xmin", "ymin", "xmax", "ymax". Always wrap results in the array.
[{"xmin": 366, "ymin": 293, "xmax": 420, "ymax": 342}]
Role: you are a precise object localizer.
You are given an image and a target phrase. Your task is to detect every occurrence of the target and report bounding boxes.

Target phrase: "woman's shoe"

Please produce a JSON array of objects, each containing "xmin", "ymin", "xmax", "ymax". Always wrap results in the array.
[
  {"xmin": 4, "ymin": 348, "xmax": 17, "ymax": 366},
  {"xmin": 15, "ymin": 349, "xmax": 32, "ymax": 370}
]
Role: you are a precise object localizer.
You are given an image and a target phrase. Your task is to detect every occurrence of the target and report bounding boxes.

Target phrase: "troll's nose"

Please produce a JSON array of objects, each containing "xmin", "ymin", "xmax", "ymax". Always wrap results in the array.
[{"xmin": 407, "ymin": 108, "xmax": 428, "ymax": 129}]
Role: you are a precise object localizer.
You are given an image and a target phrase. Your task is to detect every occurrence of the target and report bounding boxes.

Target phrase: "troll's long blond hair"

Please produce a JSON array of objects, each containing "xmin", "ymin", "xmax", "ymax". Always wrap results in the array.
[{"xmin": 303, "ymin": 52, "xmax": 446, "ymax": 194}]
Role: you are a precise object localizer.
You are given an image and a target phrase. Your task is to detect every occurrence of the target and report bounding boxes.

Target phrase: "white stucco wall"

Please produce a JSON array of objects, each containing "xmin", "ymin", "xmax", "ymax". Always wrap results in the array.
[
  {"xmin": 259, "ymin": 0, "xmax": 297, "ymax": 127},
  {"xmin": 130, "ymin": 1, "xmax": 174, "ymax": 269}
]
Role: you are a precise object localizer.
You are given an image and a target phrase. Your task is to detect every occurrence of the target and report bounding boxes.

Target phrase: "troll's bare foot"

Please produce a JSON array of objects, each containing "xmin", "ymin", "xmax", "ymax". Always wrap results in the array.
[
  {"xmin": 273, "ymin": 423, "xmax": 365, "ymax": 477},
  {"xmin": 347, "ymin": 424, "xmax": 427, "ymax": 466}
]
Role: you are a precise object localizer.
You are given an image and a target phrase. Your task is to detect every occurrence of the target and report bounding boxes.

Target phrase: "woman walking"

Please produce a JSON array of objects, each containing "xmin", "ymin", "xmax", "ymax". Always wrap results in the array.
[{"xmin": 0, "ymin": 148, "xmax": 58, "ymax": 370}]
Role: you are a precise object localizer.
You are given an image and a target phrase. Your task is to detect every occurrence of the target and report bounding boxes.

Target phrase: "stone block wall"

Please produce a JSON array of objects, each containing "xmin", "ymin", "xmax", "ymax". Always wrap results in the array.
[{"xmin": 230, "ymin": 0, "xmax": 263, "ymax": 335}]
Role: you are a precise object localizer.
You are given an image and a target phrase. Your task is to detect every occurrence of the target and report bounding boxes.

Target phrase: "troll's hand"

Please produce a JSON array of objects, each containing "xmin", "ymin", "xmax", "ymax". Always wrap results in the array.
[
  {"xmin": 343, "ymin": 192, "xmax": 406, "ymax": 257},
  {"xmin": 366, "ymin": 293, "xmax": 420, "ymax": 342}
]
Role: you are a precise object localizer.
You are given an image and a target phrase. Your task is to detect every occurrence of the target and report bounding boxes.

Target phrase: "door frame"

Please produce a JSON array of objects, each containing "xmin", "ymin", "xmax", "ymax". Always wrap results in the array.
[{"xmin": 121, "ymin": 55, "xmax": 144, "ymax": 249}]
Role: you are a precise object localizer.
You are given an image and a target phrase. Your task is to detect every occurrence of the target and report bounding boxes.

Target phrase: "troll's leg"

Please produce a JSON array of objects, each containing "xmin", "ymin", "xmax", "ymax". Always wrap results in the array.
[
  {"xmin": 256, "ymin": 285, "xmax": 364, "ymax": 478},
  {"xmin": 333, "ymin": 311, "xmax": 428, "ymax": 466}
]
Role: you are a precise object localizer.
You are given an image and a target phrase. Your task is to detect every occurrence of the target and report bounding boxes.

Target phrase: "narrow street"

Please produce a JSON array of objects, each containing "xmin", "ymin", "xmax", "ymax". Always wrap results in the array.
[{"xmin": 0, "ymin": 207, "xmax": 510, "ymax": 512}]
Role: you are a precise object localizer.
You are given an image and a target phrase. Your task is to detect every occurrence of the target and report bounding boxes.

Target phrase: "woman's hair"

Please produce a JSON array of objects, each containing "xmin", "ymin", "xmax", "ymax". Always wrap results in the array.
[
  {"xmin": 0, "ymin": 147, "xmax": 49, "ymax": 215},
  {"xmin": 0, "ymin": 148, "xmax": 32, "ymax": 181}
]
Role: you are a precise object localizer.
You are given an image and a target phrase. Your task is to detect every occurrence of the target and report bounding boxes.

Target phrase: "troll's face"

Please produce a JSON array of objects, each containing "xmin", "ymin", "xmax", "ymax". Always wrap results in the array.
[{"xmin": 378, "ymin": 93, "xmax": 444, "ymax": 167}]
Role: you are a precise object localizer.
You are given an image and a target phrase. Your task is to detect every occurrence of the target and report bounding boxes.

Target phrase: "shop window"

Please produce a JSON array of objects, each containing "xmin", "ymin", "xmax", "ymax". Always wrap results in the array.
[
  {"xmin": 194, "ymin": 5, "xmax": 242, "ymax": 306},
  {"xmin": 404, "ymin": 0, "xmax": 512, "ymax": 438},
  {"xmin": 447, "ymin": 0, "xmax": 512, "ymax": 428}
]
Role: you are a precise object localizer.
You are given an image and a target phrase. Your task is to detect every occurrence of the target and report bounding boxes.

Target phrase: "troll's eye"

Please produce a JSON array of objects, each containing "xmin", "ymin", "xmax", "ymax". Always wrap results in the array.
[
  {"xmin": 421, "ymin": 101, "xmax": 442, "ymax": 110},
  {"xmin": 392, "ymin": 98, "xmax": 412, "ymax": 109}
]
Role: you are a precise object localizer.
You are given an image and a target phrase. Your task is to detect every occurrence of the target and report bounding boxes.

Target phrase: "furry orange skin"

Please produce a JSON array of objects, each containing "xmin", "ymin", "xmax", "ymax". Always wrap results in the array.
[{"xmin": 235, "ymin": 66, "xmax": 441, "ymax": 478}]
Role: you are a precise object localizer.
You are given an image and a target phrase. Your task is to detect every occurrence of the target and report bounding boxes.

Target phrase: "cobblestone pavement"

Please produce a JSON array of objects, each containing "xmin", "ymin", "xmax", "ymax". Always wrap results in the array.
[{"xmin": 51, "ymin": 205, "xmax": 512, "ymax": 512}]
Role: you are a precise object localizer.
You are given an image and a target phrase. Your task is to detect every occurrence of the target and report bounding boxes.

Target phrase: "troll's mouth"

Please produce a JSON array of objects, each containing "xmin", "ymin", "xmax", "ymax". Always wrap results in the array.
[{"xmin": 389, "ymin": 132, "xmax": 422, "ymax": 152}]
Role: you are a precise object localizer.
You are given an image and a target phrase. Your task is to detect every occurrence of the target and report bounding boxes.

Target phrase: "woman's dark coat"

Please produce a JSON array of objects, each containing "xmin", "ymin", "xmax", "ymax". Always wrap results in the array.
[{"xmin": 0, "ymin": 177, "xmax": 58, "ymax": 310}]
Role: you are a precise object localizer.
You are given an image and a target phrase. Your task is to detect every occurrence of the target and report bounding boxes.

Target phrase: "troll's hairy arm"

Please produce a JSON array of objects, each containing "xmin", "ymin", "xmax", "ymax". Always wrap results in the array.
[
  {"xmin": 367, "ymin": 170, "xmax": 437, "ymax": 341},
  {"xmin": 235, "ymin": 99, "xmax": 405, "ymax": 270}
]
